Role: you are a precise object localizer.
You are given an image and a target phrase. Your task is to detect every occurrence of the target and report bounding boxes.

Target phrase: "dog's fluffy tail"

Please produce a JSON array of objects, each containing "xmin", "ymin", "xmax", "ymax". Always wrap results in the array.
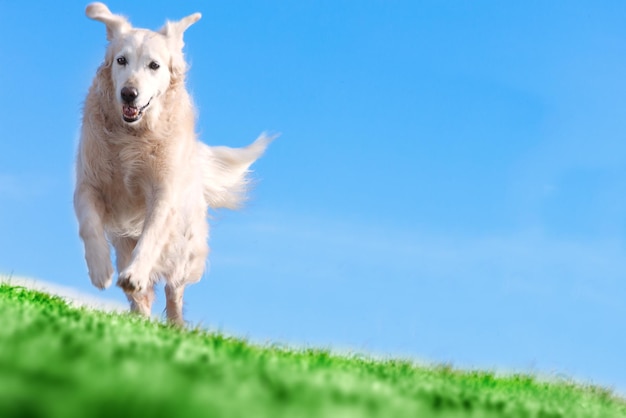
[{"xmin": 200, "ymin": 133, "xmax": 275, "ymax": 210}]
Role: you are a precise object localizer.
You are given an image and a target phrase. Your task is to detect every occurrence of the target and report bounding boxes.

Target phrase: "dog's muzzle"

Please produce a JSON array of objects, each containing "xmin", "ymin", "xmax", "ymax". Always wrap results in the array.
[
  {"xmin": 122, "ymin": 100, "xmax": 151, "ymax": 123},
  {"xmin": 120, "ymin": 86, "xmax": 151, "ymax": 123}
]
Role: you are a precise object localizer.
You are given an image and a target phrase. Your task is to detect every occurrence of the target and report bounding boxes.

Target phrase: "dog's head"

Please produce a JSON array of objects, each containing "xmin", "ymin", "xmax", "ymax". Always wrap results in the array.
[{"xmin": 86, "ymin": 3, "xmax": 200, "ymax": 126}]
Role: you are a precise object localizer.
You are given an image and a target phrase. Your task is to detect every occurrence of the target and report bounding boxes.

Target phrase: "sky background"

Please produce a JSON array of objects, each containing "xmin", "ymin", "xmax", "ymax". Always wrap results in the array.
[{"xmin": 1, "ymin": 0, "xmax": 626, "ymax": 394}]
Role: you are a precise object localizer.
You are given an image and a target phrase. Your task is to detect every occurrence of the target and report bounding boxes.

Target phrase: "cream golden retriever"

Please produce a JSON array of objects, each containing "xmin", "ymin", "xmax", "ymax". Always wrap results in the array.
[{"xmin": 74, "ymin": 3, "xmax": 271, "ymax": 325}]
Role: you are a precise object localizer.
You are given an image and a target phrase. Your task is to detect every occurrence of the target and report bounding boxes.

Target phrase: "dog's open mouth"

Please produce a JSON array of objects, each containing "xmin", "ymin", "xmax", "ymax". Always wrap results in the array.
[{"xmin": 122, "ymin": 99, "xmax": 151, "ymax": 123}]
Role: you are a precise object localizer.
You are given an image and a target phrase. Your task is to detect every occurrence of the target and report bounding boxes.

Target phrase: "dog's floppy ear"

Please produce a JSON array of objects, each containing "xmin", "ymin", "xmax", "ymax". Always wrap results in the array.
[
  {"xmin": 85, "ymin": 2, "xmax": 131, "ymax": 41},
  {"xmin": 159, "ymin": 12, "xmax": 202, "ymax": 50}
]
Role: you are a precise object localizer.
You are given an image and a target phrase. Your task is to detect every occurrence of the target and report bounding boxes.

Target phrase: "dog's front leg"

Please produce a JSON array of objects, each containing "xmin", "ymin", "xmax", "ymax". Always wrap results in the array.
[
  {"xmin": 74, "ymin": 183, "xmax": 114, "ymax": 290},
  {"xmin": 117, "ymin": 185, "xmax": 175, "ymax": 293}
]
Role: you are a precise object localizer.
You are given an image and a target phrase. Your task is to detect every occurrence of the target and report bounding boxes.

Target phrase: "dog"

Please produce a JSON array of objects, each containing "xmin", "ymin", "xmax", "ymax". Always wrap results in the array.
[{"xmin": 74, "ymin": 3, "xmax": 271, "ymax": 325}]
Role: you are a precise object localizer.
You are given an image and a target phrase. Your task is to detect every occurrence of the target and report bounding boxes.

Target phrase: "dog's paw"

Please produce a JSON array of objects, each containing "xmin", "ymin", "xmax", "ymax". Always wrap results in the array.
[
  {"xmin": 87, "ymin": 257, "xmax": 114, "ymax": 290},
  {"xmin": 117, "ymin": 267, "xmax": 146, "ymax": 293}
]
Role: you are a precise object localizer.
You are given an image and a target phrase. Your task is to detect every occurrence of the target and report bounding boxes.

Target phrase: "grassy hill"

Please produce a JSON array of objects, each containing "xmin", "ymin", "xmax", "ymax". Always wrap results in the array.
[{"xmin": 0, "ymin": 283, "xmax": 624, "ymax": 418}]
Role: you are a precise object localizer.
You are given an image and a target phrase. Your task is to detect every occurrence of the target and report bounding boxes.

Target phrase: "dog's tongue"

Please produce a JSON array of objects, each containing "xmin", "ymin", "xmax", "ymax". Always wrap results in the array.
[{"xmin": 123, "ymin": 105, "xmax": 139, "ymax": 119}]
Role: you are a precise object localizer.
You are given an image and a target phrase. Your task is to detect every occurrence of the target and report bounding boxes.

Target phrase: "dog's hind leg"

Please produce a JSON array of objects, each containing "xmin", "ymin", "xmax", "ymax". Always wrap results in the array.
[
  {"xmin": 162, "ymin": 219, "xmax": 208, "ymax": 326},
  {"xmin": 165, "ymin": 283, "xmax": 186, "ymax": 326},
  {"xmin": 127, "ymin": 287, "xmax": 155, "ymax": 318}
]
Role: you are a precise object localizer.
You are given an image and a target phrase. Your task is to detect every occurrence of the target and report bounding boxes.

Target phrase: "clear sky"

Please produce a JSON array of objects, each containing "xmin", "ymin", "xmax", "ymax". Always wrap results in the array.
[{"xmin": 1, "ymin": 1, "xmax": 625, "ymax": 394}]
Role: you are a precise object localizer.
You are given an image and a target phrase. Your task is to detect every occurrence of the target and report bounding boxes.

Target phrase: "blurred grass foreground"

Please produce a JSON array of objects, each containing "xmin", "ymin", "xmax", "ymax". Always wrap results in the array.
[{"xmin": 0, "ymin": 283, "xmax": 624, "ymax": 418}]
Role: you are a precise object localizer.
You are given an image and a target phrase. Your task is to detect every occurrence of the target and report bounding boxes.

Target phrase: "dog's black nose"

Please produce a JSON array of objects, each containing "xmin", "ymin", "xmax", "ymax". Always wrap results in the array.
[{"xmin": 121, "ymin": 86, "xmax": 139, "ymax": 104}]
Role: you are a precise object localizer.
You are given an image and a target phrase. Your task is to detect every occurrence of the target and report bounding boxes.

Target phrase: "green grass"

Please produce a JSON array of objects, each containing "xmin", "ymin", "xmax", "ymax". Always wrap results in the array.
[{"xmin": 0, "ymin": 283, "xmax": 624, "ymax": 418}]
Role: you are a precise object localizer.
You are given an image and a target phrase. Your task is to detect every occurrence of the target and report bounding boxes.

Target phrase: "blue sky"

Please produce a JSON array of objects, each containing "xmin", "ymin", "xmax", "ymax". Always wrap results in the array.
[{"xmin": 1, "ymin": 1, "xmax": 626, "ymax": 393}]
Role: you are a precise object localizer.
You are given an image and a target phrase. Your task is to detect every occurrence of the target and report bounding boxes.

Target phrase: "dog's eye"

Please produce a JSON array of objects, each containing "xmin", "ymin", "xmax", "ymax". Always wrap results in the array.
[
  {"xmin": 116, "ymin": 56, "xmax": 127, "ymax": 66},
  {"xmin": 149, "ymin": 61, "xmax": 160, "ymax": 71}
]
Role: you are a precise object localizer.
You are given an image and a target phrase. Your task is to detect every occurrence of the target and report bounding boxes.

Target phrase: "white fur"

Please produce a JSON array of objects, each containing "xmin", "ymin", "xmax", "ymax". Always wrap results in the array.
[{"xmin": 75, "ymin": 3, "xmax": 272, "ymax": 325}]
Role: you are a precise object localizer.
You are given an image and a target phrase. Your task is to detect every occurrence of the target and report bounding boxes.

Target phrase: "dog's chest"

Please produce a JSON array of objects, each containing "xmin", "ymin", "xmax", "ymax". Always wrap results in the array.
[
  {"xmin": 107, "ymin": 136, "xmax": 165, "ymax": 184},
  {"xmin": 102, "ymin": 169, "xmax": 146, "ymax": 237},
  {"xmin": 100, "ymin": 141, "xmax": 163, "ymax": 229}
]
